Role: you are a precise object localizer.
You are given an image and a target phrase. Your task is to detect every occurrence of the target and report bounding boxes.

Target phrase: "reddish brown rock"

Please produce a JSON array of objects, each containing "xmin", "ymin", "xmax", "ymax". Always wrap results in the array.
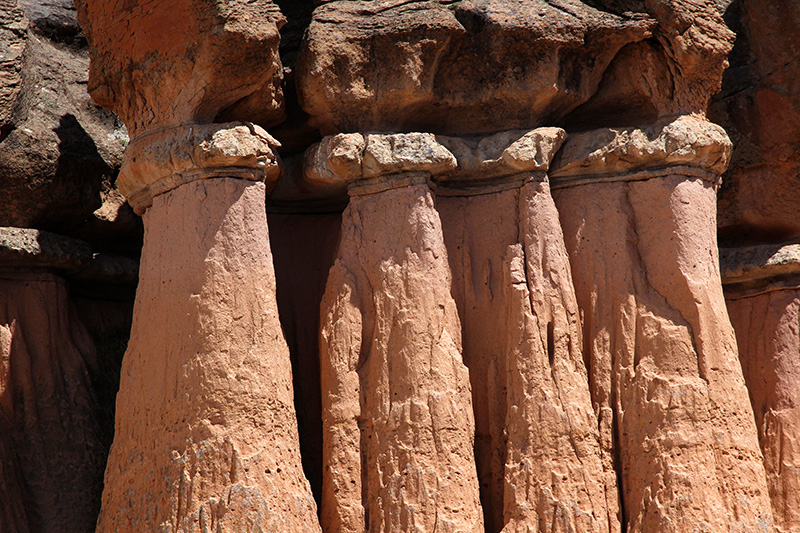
[
  {"xmin": 551, "ymin": 117, "xmax": 773, "ymax": 532},
  {"xmin": 95, "ymin": 124, "xmax": 321, "ymax": 531},
  {"xmin": 0, "ymin": 228, "xmax": 105, "ymax": 533},
  {"xmin": 710, "ymin": 0, "xmax": 800, "ymax": 244},
  {"xmin": 296, "ymin": 0, "xmax": 653, "ymax": 135},
  {"xmin": 435, "ymin": 129, "xmax": 616, "ymax": 532},
  {"xmin": 723, "ymin": 244, "xmax": 800, "ymax": 533},
  {"xmin": 74, "ymin": 0, "xmax": 286, "ymax": 137},
  {"xmin": 309, "ymin": 132, "xmax": 483, "ymax": 532}
]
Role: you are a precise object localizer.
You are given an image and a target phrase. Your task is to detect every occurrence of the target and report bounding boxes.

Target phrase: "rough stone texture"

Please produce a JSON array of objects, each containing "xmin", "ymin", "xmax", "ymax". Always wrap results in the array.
[
  {"xmin": 320, "ymin": 182, "xmax": 483, "ymax": 533},
  {"xmin": 74, "ymin": 0, "xmax": 287, "ymax": 137},
  {"xmin": 0, "ymin": 226, "xmax": 91, "ymax": 273},
  {"xmin": 710, "ymin": 0, "xmax": 800, "ymax": 244},
  {"xmin": 118, "ymin": 121, "xmax": 281, "ymax": 213},
  {"xmin": 0, "ymin": 272, "xmax": 105, "ymax": 533},
  {"xmin": 551, "ymin": 115, "xmax": 732, "ymax": 183},
  {"xmin": 723, "ymin": 244, "xmax": 800, "ymax": 533},
  {"xmin": 566, "ymin": 0, "xmax": 734, "ymax": 126},
  {"xmin": 439, "ymin": 186, "xmax": 615, "ymax": 533},
  {"xmin": 97, "ymin": 178, "xmax": 321, "ymax": 532},
  {"xmin": 296, "ymin": 0, "xmax": 653, "ymax": 135},
  {"xmin": 313, "ymin": 133, "xmax": 482, "ymax": 532},
  {"xmin": 551, "ymin": 118, "xmax": 773, "ymax": 531},
  {"xmin": 434, "ymin": 128, "xmax": 614, "ymax": 532},
  {"xmin": 0, "ymin": 0, "xmax": 125, "ymax": 233}
]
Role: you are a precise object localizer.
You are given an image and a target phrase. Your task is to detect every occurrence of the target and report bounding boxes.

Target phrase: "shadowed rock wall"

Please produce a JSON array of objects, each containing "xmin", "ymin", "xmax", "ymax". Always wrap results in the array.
[{"xmin": 1, "ymin": 0, "xmax": 799, "ymax": 531}]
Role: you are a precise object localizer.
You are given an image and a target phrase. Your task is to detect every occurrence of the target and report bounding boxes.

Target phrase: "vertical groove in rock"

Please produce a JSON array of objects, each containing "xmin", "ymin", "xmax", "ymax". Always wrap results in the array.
[
  {"xmin": 436, "ymin": 127, "xmax": 614, "ymax": 533},
  {"xmin": 722, "ymin": 244, "xmax": 800, "ymax": 533},
  {"xmin": 97, "ymin": 178, "xmax": 321, "ymax": 531},
  {"xmin": 310, "ymin": 132, "xmax": 483, "ymax": 532},
  {"xmin": 0, "ymin": 272, "xmax": 104, "ymax": 533},
  {"xmin": 551, "ymin": 117, "xmax": 774, "ymax": 532}
]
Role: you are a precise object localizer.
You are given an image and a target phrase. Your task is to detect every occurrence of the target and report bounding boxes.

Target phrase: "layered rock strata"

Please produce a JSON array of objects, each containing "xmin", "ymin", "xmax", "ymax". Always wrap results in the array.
[
  {"xmin": 95, "ymin": 123, "xmax": 320, "ymax": 531},
  {"xmin": 0, "ymin": 227, "xmax": 105, "ymax": 533},
  {"xmin": 307, "ymin": 132, "xmax": 483, "ymax": 532},
  {"xmin": 723, "ymin": 243, "xmax": 800, "ymax": 533},
  {"xmin": 550, "ymin": 116, "xmax": 774, "ymax": 531},
  {"xmin": 434, "ymin": 129, "xmax": 616, "ymax": 532}
]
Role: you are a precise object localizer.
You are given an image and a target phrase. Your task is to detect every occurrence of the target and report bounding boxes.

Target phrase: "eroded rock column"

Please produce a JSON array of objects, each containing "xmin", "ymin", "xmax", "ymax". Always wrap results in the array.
[
  {"xmin": 551, "ymin": 116, "xmax": 774, "ymax": 531},
  {"xmin": 723, "ymin": 243, "xmax": 800, "ymax": 533},
  {"xmin": 434, "ymin": 130, "xmax": 617, "ymax": 532},
  {"xmin": 95, "ymin": 124, "xmax": 320, "ymax": 531},
  {"xmin": 305, "ymin": 133, "xmax": 483, "ymax": 532},
  {"xmin": 0, "ymin": 228, "xmax": 105, "ymax": 533}
]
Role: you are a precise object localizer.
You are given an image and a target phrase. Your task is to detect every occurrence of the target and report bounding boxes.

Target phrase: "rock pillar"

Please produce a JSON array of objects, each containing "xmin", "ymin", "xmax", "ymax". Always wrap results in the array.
[
  {"xmin": 95, "ymin": 123, "xmax": 320, "ymax": 531},
  {"xmin": 305, "ymin": 133, "xmax": 484, "ymax": 532},
  {"xmin": 434, "ymin": 129, "xmax": 617, "ymax": 532},
  {"xmin": 0, "ymin": 227, "xmax": 105, "ymax": 533},
  {"xmin": 723, "ymin": 243, "xmax": 800, "ymax": 533},
  {"xmin": 551, "ymin": 116, "xmax": 774, "ymax": 531}
]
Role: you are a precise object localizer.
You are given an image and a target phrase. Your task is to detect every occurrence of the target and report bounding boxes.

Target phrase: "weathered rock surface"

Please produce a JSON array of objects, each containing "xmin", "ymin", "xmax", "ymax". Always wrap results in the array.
[
  {"xmin": 0, "ymin": 0, "xmax": 126, "ymax": 234},
  {"xmin": 436, "ymin": 128, "xmax": 615, "ymax": 532},
  {"xmin": 711, "ymin": 0, "xmax": 800, "ymax": 244},
  {"xmin": 723, "ymin": 243, "xmax": 800, "ymax": 533},
  {"xmin": 98, "ymin": 178, "xmax": 321, "ymax": 532},
  {"xmin": 565, "ymin": 0, "xmax": 734, "ymax": 126},
  {"xmin": 0, "ymin": 269, "xmax": 105, "ymax": 533},
  {"xmin": 312, "ymin": 133, "xmax": 483, "ymax": 532},
  {"xmin": 74, "ymin": 0, "xmax": 287, "ymax": 137},
  {"xmin": 551, "ymin": 118, "xmax": 773, "ymax": 531},
  {"xmin": 296, "ymin": 0, "xmax": 653, "ymax": 135}
]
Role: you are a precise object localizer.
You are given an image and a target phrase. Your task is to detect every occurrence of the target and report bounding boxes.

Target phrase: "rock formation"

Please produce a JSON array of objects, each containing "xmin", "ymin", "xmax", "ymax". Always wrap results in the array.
[
  {"xmin": 551, "ymin": 116, "xmax": 774, "ymax": 531},
  {"xmin": 435, "ymin": 129, "xmax": 614, "ymax": 532},
  {"xmin": 3, "ymin": 0, "xmax": 800, "ymax": 531},
  {"xmin": 723, "ymin": 244, "xmax": 800, "ymax": 533},
  {"xmin": 0, "ymin": 227, "xmax": 105, "ymax": 533},
  {"xmin": 74, "ymin": 1, "xmax": 321, "ymax": 530},
  {"xmin": 308, "ymin": 133, "xmax": 483, "ymax": 532}
]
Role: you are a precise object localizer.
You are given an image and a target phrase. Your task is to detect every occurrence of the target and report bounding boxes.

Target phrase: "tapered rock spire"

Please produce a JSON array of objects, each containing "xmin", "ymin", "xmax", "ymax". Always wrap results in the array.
[
  {"xmin": 551, "ymin": 116, "xmax": 774, "ymax": 532},
  {"xmin": 306, "ymin": 132, "xmax": 484, "ymax": 533},
  {"xmin": 435, "ymin": 129, "xmax": 617, "ymax": 532},
  {"xmin": 73, "ymin": 1, "xmax": 321, "ymax": 530},
  {"xmin": 94, "ymin": 124, "xmax": 320, "ymax": 531},
  {"xmin": 722, "ymin": 243, "xmax": 800, "ymax": 533}
]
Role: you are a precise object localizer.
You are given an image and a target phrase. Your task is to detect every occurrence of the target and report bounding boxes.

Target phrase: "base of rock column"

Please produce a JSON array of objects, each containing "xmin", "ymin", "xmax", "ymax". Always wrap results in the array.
[
  {"xmin": 97, "ymin": 178, "xmax": 320, "ymax": 532},
  {"xmin": 554, "ymin": 175, "xmax": 773, "ymax": 531},
  {"xmin": 723, "ymin": 243, "xmax": 800, "ymax": 533},
  {"xmin": 320, "ymin": 180, "xmax": 483, "ymax": 533},
  {"xmin": 0, "ymin": 272, "xmax": 105, "ymax": 533},
  {"xmin": 438, "ymin": 178, "xmax": 614, "ymax": 533}
]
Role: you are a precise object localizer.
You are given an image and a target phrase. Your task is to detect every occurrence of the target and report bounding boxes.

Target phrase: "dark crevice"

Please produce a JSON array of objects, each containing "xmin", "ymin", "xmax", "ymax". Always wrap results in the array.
[
  {"xmin": 547, "ymin": 320, "xmax": 555, "ymax": 366},
  {"xmin": 0, "ymin": 124, "xmax": 15, "ymax": 144}
]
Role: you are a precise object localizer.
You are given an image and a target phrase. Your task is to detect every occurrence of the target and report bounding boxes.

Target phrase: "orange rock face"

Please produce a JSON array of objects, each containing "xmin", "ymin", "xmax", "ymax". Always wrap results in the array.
[
  {"xmin": 436, "ymin": 129, "xmax": 615, "ymax": 532},
  {"xmin": 311, "ymin": 133, "xmax": 483, "ymax": 532},
  {"xmin": 723, "ymin": 244, "xmax": 800, "ymax": 533},
  {"xmin": 74, "ymin": 0, "xmax": 286, "ymax": 136},
  {"xmin": 551, "ymin": 118, "xmax": 774, "ymax": 531},
  {"xmin": 98, "ymin": 177, "xmax": 320, "ymax": 531}
]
